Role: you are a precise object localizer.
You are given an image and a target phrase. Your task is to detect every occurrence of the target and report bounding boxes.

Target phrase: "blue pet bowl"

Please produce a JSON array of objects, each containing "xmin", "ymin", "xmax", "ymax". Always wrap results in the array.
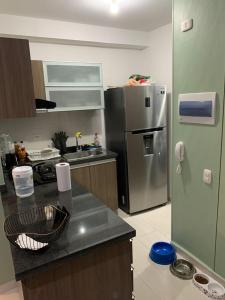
[{"xmin": 149, "ymin": 242, "xmax": 176, "ymax": 265}]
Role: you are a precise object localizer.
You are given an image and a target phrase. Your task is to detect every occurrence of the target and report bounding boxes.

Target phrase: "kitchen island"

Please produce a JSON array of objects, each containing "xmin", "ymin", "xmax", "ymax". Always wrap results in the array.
[{"xmin": 1, "ymin": 179, "xmax": 135, "ymax": 300}]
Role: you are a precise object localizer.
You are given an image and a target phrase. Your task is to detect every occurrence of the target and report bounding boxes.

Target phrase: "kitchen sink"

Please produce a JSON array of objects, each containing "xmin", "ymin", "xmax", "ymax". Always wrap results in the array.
[{"xmin": 64, "ymin": 149, "xmax": 104, "ymax": 162}]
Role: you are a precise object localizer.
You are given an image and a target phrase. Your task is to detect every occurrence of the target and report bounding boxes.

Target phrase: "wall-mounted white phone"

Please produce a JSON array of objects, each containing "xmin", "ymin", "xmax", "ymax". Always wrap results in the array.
[{"xmin": 175, "ymin": 141, "xmax": 185, "ymax": 174}]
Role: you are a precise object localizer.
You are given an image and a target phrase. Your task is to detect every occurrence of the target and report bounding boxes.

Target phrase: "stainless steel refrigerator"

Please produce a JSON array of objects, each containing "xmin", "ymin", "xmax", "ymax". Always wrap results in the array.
[{"xmin": 105, "ymin": 85, "xmax": 167, "ymax": 214}]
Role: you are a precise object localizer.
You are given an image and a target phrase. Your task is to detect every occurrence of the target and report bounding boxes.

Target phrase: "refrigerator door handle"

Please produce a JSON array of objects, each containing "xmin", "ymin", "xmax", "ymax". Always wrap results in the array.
[{"xmin": 131, "ymin": 127, "xmax": 164, "ymax": 135}]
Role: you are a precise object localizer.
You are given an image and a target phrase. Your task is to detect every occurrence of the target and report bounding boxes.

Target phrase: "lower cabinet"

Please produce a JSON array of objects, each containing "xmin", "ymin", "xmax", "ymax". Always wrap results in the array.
[
  {"xmin": 22, "ymin": 239, "xmax": 133, "ymax": 300},
  {"xmin": 70, "ymin": 159, "xmax": 118, "ymax": 211},
  {"xmin": 71, "ymin": 165, "xmax": 92, "ymax": 191}
]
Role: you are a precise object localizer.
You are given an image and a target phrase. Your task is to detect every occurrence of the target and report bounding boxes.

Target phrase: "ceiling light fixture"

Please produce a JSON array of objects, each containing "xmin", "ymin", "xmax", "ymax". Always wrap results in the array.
[{"xmin": 110, "ymin": 0, "xmax": 119, "ymax": 14}]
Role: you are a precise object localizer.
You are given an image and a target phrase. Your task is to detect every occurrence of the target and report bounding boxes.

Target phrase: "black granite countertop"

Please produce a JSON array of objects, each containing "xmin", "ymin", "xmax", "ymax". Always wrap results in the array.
[
  {"xmin": 21, "ymin": 149, "xmax": 117, "ymax": 167},
  {"xmin": 1, "ymin": 180, "xmax": 135, "ymax": 281}
]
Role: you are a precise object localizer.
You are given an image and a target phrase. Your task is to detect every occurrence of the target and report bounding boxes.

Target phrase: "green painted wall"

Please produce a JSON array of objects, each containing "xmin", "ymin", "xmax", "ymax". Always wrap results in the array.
[
  {"xmin": 172, "ymin": 0, "xmax": 225, "ymax": 269},
  {"xmin": 215, "ymin": 99, "xmax": 225, "ymax": 276},
  {"xmin": 0, "ymin": 194, "xmax": 14, "ymax": 284}
]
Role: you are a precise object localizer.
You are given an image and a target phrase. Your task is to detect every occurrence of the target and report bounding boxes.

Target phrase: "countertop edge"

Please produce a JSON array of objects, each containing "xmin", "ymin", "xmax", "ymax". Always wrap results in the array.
[{"xmin": 67, "ymin": 151, "xmax": 117, "ymax": 166}]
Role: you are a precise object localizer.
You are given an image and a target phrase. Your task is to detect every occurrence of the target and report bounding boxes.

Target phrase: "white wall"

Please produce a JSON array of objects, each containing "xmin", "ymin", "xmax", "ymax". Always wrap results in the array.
[
  {"xmin": 142, "ymin": 23, "xmax": 172, "ymax": 92},
  {"xmin": 0, "ymin": 110, "xmax": 102, "ymax": 149},
  {"xmin": 0, "ymin": 13, "xmax": 148, "ymax": 49}
]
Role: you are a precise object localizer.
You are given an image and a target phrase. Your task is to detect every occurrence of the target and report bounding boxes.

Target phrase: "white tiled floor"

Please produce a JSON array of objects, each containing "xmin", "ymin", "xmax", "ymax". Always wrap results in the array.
[
  {"xmin": 0, "ymin": 288, "xmax": 19, "ymax": 300},
  {"xmin": 0, "ymin": 282, "xmax": 22, "ymax": 300},
  {"xmin": 118, "ymin": 203, "xmax": 209, "ymax": 300},
  {"xmin": 0, "ymin": 203, "xmax": 210, "ymax": 300}
]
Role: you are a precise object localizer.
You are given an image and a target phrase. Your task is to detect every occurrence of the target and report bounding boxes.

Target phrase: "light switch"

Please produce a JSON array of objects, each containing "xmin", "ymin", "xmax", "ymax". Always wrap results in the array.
[
  {"xmin": 203, "ymin": 169, "xmax": 212, "ymax": 184},
  {"xmin": 181, "ymin": 19, "xmax": 193, "ymax": 32}
]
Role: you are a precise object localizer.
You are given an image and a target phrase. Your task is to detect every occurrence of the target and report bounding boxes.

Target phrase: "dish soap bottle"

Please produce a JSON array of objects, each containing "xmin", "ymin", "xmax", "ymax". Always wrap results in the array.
[{"xmin": 94, "ymin": 133, "xmax": 100, "ymax": 147}]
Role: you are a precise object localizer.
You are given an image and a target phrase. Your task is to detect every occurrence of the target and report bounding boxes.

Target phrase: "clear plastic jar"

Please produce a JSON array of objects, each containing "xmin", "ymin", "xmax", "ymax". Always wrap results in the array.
[{"xmin": 12, "ymin": 166, "xmax": 34, "ymax": 198}]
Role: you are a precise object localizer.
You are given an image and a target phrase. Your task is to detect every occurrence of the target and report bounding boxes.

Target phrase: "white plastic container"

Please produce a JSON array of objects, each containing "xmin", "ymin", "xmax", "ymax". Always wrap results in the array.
[{"xmin": 12, "ymin": 166, "xmax": 34, "ymax": 198}]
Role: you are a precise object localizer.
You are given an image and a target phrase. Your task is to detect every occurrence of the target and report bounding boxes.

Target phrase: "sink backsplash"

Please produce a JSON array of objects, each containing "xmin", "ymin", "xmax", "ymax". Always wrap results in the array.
[{"xmin": 0, "ymin": 110, "xmax": 103, "ymax": 150}]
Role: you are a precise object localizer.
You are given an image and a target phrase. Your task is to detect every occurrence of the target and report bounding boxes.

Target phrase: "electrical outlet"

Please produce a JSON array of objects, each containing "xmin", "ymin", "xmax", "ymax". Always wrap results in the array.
[
  {"xmin": 203, "ymin": 169, "xmax": 212, "ymax": 185},
  {"xmin": 181, "ymin": 19, "xmax": 193, "ymax": 32}
]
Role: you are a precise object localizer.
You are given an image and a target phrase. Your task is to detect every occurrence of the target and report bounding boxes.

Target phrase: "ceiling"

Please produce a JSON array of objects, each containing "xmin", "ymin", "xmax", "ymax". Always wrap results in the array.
[{"xmin": 0, "ymin": 0, "xmax": 172, "ymax": 32}]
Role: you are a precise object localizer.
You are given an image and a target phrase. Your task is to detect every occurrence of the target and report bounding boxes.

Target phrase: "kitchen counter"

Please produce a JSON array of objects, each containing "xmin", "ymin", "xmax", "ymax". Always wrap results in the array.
[
  {"xmin": 1, "ymin": 180, "xmax": 135, "ymax": 281},
  {"xmin": 22, "ymin": 149, "xmax": 117, "ymax": 167},
  {"xmin": 64, "ymin": 149, "xmax": 117, "ymax": 166}
]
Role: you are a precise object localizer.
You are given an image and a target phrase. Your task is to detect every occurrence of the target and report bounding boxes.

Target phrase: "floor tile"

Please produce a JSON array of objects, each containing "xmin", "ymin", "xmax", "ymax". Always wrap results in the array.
[
  {"xmin": 142, "ymin": 211, "xmax": 171, "ymax": 238},
  {"xmin": 139, "ymin": 262, "xmax": 192, "ymax": 300},
  {"xmin": 174, "ymin": 281, "xmax": 209, "ymax": 300},
  {"xmin": 125, "ymin": 217, "xmax": 155, "ymax": 237},
  {"xmin": 138, "ymin": 229, "xmax": 169, "ymax": 250},
  {"xmin": 132, "ymin": 239, "xmax": 151, "ymax": 277},
  {"xmin": 0, "ymin": 288, "xmax": 21, "ymax": 300},
  {"xmin": 123, "ymin": 202, "xmax": 209, "ymax": 300},
  {"xmin": 134, "ymin": 277, "xmax": 162, "ymax": 300},
  {"xmin": 117, "ymin": 208, "xmax": 129, "ymax": 220}
]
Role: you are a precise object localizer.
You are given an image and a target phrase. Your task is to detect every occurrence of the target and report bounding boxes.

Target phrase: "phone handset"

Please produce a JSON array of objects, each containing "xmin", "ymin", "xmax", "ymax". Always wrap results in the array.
[{"xmin": 175, "ymin": 141, "xmax": 185, "ymax": 174}]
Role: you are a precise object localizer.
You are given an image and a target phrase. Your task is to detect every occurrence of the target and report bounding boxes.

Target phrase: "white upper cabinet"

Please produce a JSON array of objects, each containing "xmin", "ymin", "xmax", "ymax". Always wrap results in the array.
[
  {"xmin": 43, "ymin": 62, "xmax": 103, "ymax": 87},
  {"xmin": 46, "ymin": 87, "xmax": 104, "ymax": 111}
]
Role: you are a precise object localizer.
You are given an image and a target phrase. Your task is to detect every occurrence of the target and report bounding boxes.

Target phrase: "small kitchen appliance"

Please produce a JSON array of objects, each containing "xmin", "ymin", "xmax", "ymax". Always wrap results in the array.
[{"xmin": 32, "ymin": 162, "xmax": 57, "ymax": 185}]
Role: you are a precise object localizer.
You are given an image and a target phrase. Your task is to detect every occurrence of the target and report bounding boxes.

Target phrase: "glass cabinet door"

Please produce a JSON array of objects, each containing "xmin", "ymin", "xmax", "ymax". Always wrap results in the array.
[
  {"xmin": 46, "ymin": 87, "xmax": 104, "ymax": 111},
  {"xmin": 43, "ymin": 62, "xmax": 103, "ymax": 86}
]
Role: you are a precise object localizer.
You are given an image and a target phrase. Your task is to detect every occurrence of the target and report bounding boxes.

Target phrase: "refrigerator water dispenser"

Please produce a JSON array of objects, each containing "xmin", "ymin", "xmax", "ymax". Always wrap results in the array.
[{"xmin": 143, "ymin": 135, "xmax": 154, "ymax": 156}]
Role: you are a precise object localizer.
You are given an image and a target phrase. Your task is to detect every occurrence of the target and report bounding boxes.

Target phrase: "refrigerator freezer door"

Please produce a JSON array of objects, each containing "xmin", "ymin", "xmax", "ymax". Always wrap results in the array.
[
  {"xmin": 126, "ymin": 128, "xmax": 167, "ymax": 213},
  {"xmin": 123, "ymin": 86, "xmax": 167, "ymax": 131}
]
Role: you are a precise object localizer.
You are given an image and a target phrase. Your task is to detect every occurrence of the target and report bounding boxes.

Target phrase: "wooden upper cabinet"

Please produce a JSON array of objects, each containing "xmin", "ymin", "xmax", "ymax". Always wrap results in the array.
[
  {"xmin": 0, "ymin": 37, "xmax": 35, "ymax": 119},
  {"xmin": 31, "ymin": 60, "xmax": 46, "ymax": 99}
]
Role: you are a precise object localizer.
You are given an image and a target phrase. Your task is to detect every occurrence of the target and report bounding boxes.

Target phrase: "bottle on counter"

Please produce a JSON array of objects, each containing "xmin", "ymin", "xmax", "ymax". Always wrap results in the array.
[
  {"xmin": 94, "ymin": 133, "xmax": 100, "ymax": 147},
  {"xmin": 0, "ymin": 134, "xmax": 17, "ymax": 170},
  {"xmin": 15, "ymin": 141, "xmax": 27, "ymax": 163},
  {"xmin": 5, "ymin": 141, "xmax": 17, "ymax": 169},
  {"xmin": 12, "ymin": 166, "xmax": 34, "ymax": 198}
]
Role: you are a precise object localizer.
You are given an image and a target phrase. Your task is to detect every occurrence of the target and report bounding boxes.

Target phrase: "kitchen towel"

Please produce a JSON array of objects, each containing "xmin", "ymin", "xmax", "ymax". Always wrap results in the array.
[
  {"xmin": 55, "ymin": 163, "xmax": 71, "ymax": 192},
  {"xmin": 16, "ymin": 233, "xmax": 48, "ymax": 250}
]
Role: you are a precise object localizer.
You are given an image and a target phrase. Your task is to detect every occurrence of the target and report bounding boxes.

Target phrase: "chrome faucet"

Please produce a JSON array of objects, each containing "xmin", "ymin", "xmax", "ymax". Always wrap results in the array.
[{"xmin": 75, "ymin": 131, "xmax": 82, "ymax": 151}]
